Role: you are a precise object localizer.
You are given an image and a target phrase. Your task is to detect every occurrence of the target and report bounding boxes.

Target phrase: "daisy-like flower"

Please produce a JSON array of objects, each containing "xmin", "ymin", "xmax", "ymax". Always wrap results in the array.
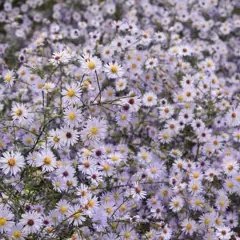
[
  {"xmin": 178, "ymin": 44, "xmax": 193, "ymax": 56},
  {"xmin": 43, "ymin": 82, "xmax": 55, "ymax": 93},
  {"xmin": 120, "ymin": 93, "xmax": 142, "ymax": 112},
  {"xmin": 48, "ymin": 129, "xmax": 63, "ymax": 149},
  {"xmin": 0, "ymin": 151, "xmax": 25, "ymax": 175},
  {"xmin": 222, "ymin": 158, "xmax": 239, "ymax": 176},
  {"xmin": 145, "ymin": 58, "xmax": 158, "ymax": 69},
  {"xmin": 159, "ymin": 105, "xmax": 175, "ymax": 119},
  {"xmin": 181, "ymin": 218, "xmax": 197, "ymax": 236},
  {"xmin": 104, "ymin": 61, "xmax": 124, "ymax": 79},
  {"xmin": 11, "ymin": 103, "xmax": 32, "ymax": 125},
  {"xmin": 49, "ymin": 50, "xmax": 70, "ymax": 66},
  {"xmin": 142, "ymin": 92, "xmax": 158, "ymax": 107},
  {"xmin": 115, "ymin": 78, "xmax": 127, "ymax": 91},
  {"xmin": 226, "ymin": 107, "xmax": 240, "ymax": 127},
  {"xmin": 79, "ymin": 55, "xmax": 102, "ymax": 75},
  {"xmin": 60, "ymin": 127, "xmax": 80, "ymax": 147},
  {"xmin": 61, "ymin": 83, "xmax": 82, "ymax": 104},
  {"xmin": 169, "ymin": 196, "xmax": 184, "ymax": 212},
  {"xmin": 19, "ymin": 211, "xmax": 43, "ymax": 235},
  {"xmin": 2, "ymin": 70, "xmax": 15, "ymax": 86},
  {"xmin": 107, "ymin": 152, "xmax": 123, "ymax": 165},
  {"xmin": 232, "ymin": 129, "xmax": 240, "ymax": 142},
  {"xmin": 56, "ymin": 200, "xmax": 70, "ymax": 220},
  {"xmin": 188, "ymin": 180, "xmax": 203, "ymax": 195},
  {"xmin": 63, "ymin": 107, "xmax": 82, "ymax": 127},
  {"xmin": 203, "ymin": 58, "xmax": 216, "ymax": 71},
  {"xmin": 159, "ymin": 129, "xmax": 173, "ymax": 144},
  {"xmin": 0, "ymin": 206, "xmax": 14, "ymax": 233},
  {"xmin": 80, "ymin": 118, "xmax": 108, "ymax": 144},
  {"xmin": 36, "ymin": 149, "xmax": 57, "ymax": 172},
  {"xmin": 8, "ymin": 225, "xmax": 25, "ymax": 240},
  {"xmin": 216, "ymin": 226, "xmax": 233, "ymax": 240},
  {"xmin": 130, "ymin": 182, "xmax": 147, "ymax": 200},
  {"xmin": 199, "ymin": 212, "xmax": 215, "ymax": 229},
  {"xmin": 67, "ymin": 205, "xmax": 86, "ymax": 226},
  {"xmin": 115, "ymin": 111, "xmax": 132, "ymax": 127}
]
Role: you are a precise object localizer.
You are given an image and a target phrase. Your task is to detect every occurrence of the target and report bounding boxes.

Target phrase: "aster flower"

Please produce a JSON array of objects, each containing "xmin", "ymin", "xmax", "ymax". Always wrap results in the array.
[
  {"xmin": 0, "ymin": 151, "xmax": 25, "ymax": 175},
  {"xmin": 36, "ymin": 149, "xmax": 57, "ymax": 172},
  {"xmin": 11, "ymin": 103, "xmax": 32, "ymax": 125},
  {"xmin": 0, "ymin": 206, "xmax": 14, "ymax": 233},
  {"xmin": 181, "ymin": 218, "xmax": 197, "ymax": 236},
  {"xmin": 216, "ymin": 226, "xmax": 233, "ymax": 240},
  {"xmin": 61, "ymin": 83, "xmax": 82, "ymax": 104},
  {"xmin": 2, "ymin": 70, "xmax": 15, "ymax": 86},
  {"xmin": 67, "ymin": 205, "xmax": 85, "ymax": 226},
  {"xmin": 142, "ymin": 92, "xmax": 158, "ymax": 107},
  {"xmin": 80, "ymin": 117, "xmax": 108, "ymax": 144},
  {"xmin": 130, "ymin": 182, "xmax": 147, "ymax": 200},
  {"xmin": 60, "ymin": 127, "xmax": 80, "ymax": 147},
  {"xmin": 104, "ymin": 62, "xmax": 124, "ymax": 79},
  {"xmin": 63, "ymin": 107, "xmax": 82, "ymax": 127},
  {"xmin": 49, "ymin": 50, "xmax": 70, "ymax": 66},
  {"xmin": 79, "ymin": 55, "xmax": 102, "ymax": 75},
  {"xmin": 169, "ymin": 196, "xmax": 184, "ymax": 212},
  {"xmin": 19, "ymin": 211, "xmax": 43, "ymax": 235}
]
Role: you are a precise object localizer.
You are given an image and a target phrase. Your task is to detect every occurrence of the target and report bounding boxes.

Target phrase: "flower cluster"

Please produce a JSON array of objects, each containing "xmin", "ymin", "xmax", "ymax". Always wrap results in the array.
[{"xmin": 0, "ymin": 0, "xmax": 240, "ymax": 239}]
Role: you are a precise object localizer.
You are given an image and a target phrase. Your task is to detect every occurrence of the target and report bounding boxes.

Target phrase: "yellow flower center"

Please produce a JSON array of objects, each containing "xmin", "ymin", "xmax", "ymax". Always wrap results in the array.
[
  {"xmin": 132, "ymin": 63, "xmax": 137, "ymax": 69},
  {"xmin": 26, "ymin": 137, "xmax": 32, "ymax": 144},
  {"xmin": 195, "ymin": 199, "xmax": 201, "ymax": 206},
  {"xmin": 178, "ymin": 95, "xmax": 183, "ymax": 101},
  {"xmin": 67, "ymin": 89, "xmax": 75, "ymax": 97},
  {"xmin": 120, "ymin": 204, "xmax": 127, "ymax": 212},
  {"xmin": 151, "ymin": 168, "xmax": 157, "ymax": 174},
  {"xmin": 228, "ymin": 165, "xmax": 233, "ymax": 171},
  {"xmin": 193, "ymin": 173, "xmax": 199, "ymax": 179},
  {"xmin": 37, "ymin": 83, "xmax": 43, "ymax": 89},
  {"xmin": 192, "ymin": 185, "xmax": 198, "ymax": 191},
  {"xmin": 90, "ymin": 127, "xmax": 98, "ymax": 135},
  {"xmin": 173, "ymin": 201, "xmax": 179, "ymax": 207},
  {"xmin": 60, "ymin": 206, "xmax": 67, "ymax": 214},
  {"xmin": 162, "ymin": 133, "xmax": 169, "ymax": 139},
  {"xmin": 13, "ymin": 230, "xmax": 22, "ymax": 238},
  {"xmin": 5, "ymin": 74, "xmax": 11, "ymax": 82},
  {"xmin": 216, "ymin": 218, "xmax": 221, "ymax": 225},
  {"xmin": 106, "ymin": 207, "xmax": 112, "ymax": 214},
  {"xmin": 124, "ymin": 232, "xmax": 131, "ymax": 238},
  {"xmin": 88, "ymin": 200, "xmax": 95, "ymax": 207},
  {"xmin": 68, "ymin": 112, "xmax": 76, "ymax": 120},
  {"xmin": 121, "ymin": 114, "xmax": 127, "ymax": 120},
  {"xmin": 103, "ymin": 164, "xmax": 110, "ymax": 171},
  {"xmin": 219, "ymin": 200, "xmax": 225, "ymax": 206},
  {"xmin": 55, "ymin": 182, "xmax": 61, "ymax": 187},
  {"xmin": 0, "ymin": 218, "xmax": 6, "ymax": 226},
  {"xmin": 8, "ymin": 158, "xmax": 16, "ymax": 166},
  {"xmin": 147, "ymin": 96, "xmax": 153, "ymax": 102},
  {"xmin": 44, "ymin": 157, "xmax": 51, "ymax": 165},
  {"xmin": 235, "ymin": 175, "xmax": 240, "ymax": 181},
  {"xmin": 53, "ymin": 136, "xmax": 60, "ymax": 143},
  {"xmin": 15, "ymin": 109, "xmax": 23, "ymax": 116},
  {"xmin": 204, "ymin": 219, "xmax": 210, "ymax": 225},
  {"xmin": 186, "ymin": 224, "xmax": 192, "ymax": 230},
  {"xmin": 87, "ymin": 61, "xmax": 96, "ymax": 70},
  {"xmin": 111, "ymin": 155, "xmax": 118, "ymax": 161},
  {"xmin": 73, "ymin": 212, "xmax": 81, "ymax": 219},
  {"xmin": 110, "ymin": 65, "xmax": 118, "ymax": 73}
]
